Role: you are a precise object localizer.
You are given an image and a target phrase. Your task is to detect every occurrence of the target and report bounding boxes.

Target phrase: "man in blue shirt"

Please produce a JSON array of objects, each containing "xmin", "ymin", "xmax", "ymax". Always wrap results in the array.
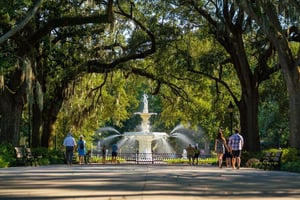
[
  {"xmin": 228, "ymin": 128, "xmax": 244, "ymax": 169},
  {"xmin": 111, "ymin": 144, "xmax": 118, "ymax": 164}
]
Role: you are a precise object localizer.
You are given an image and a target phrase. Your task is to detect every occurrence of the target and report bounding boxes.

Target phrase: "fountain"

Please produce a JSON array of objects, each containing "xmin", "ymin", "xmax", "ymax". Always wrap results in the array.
[
  {"xmin": 96, "ymin": 93, "xmax": 196, "ymax": 161},
  {"xmin": 122, "ymin": 94, "xmax": 169, "ymax": 160}
]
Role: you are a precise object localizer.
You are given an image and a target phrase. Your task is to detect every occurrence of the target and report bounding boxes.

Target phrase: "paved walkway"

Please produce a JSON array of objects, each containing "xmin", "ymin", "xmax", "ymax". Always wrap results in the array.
[{"xmin": 0, "ymin": 164, "xmax": 299, "ymax": 200}]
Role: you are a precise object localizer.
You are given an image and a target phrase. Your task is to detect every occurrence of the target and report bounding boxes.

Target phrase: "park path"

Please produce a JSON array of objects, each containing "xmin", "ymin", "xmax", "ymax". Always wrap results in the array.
[{"xmin": 0, "ymin": 164, "xmax": 299, "ymax": 200}]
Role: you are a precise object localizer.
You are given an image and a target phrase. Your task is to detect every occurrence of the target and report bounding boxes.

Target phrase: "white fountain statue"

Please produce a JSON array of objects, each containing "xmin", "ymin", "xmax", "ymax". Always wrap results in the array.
[
  {"xmin": 123, "ymin": 93, "xmax": 167, "ymax": 160},
  {"xmin": 142, "ymin": 93, "xmax": 148, "ymax": 113}
]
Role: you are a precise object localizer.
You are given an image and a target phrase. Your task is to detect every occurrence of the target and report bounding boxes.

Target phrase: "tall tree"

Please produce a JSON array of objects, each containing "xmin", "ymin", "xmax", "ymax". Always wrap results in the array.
[
  {"xmin": 171, "ymin": 0, "xmax": 280, "ymax": 151},
  {"xmin": 0, "ymin": 0, "xmax": 45, "ymax": 146},
  {"xmin": 1, "ymin": 0, "xmax": 161, "ymax": 147},
  {"xmin": 238, "ymin": 0, "xmax": 300, "ymax": 149},
  {"xmin": 0, "ymin": 0, "xmax": 115, "ymax": 146}
]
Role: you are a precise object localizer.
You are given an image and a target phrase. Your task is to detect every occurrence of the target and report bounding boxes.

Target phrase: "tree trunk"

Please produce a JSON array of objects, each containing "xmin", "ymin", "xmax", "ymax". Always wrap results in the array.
[
  {"xmin": 231, "ymin": 45, "xmax": 261, "ymax": 152},
  {"xmin": 267, "ymin": 21, "xmax": 300, "ymax": 150},
  {"xmin": 0, "ymin": 69, "xmax": 26, "ymax": 146},
  {"xmin": 30, "ymin": 76, "xmax": 65, "ymax": 148},
  {"xmin": 238, "ymin": 88, "xmax": 260, "ymax": 152},
  {"xmin": 224, "ymin": 33, "xmax": 262, "ymax": 152},
  {"xmin": 41, "ymin": 105, "xmax": 61, "ymax": 148},
  {"xmin": 31, "ymin": 90, "xmax": 61, "ymax": 148},
  {"xmin": 41, "ymin": 116, "xmax": 53, "ymax": 148},
  {"xmin": 31, "ymin": 98, "xmax": 43, "ymax": 147},
  {"xmin": 288, "ymin": 89, "xmax": 300, "ymax": 148},
  {"xmin": 0, "ymin": 91, "xmax": 24, "ymax": 146},
  {"xmin": 275, "ymin": 36, "xmax": 300, "ymax": 149}
]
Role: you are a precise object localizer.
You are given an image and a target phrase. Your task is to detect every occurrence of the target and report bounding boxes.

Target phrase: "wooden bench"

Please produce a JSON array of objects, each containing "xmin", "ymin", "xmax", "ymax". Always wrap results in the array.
[
  {"xmin": 260, "ymin": 151, "xmax": 282, "ymax": 170},
  {"xmin": 14, "ymin": 146, "xmax": 41, "ymax": 166},
  {"xmin": 259, "ymin": 152, "xmax": 273, "ymax": 169},
  {"xmin": 268, "ymin": 151, "xmax": 282, "ymax": 170}
]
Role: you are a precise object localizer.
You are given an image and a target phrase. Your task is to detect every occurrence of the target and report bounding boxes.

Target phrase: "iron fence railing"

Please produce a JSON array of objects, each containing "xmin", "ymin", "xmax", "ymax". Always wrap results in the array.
[{"xmin": 90, "ymin": 152, "xmax": 216, "ymax": 165}]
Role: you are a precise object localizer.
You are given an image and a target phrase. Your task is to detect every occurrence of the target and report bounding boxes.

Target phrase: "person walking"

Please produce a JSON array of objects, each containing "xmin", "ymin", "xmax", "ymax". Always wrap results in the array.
[
  {"xmin": 111, "ymin": 144, "xmax": 118, "ymax": 164},
  {"xmin": 193, "ymin": 146, "xmax": 200, "ymax": 165},
  {"xmin": 228, "ymin": 128, "xmax": 244, "ymax": 169},
  {"xmin": 102, "ymin": 145, "xmax": 106, "ymax": 164},
  {"xmin": 63, "ymin": 132, "xmax": 76, "ymax": 166},
  {"xmin": 77, "ymin": 135, "xmax": 86, "ymax": 165},
  {"xmin": 214, "ymin": 130, "xmax": 229, "ymax": 168},
  {"xmin": 186, "ymin": 144, "xmax": 195, "ymax": 165}
]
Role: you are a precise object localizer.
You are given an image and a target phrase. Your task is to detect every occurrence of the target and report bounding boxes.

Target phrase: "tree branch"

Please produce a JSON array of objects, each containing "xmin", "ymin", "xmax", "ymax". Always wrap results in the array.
[
  {"xmin": 29, "ymin": 14, "xmax": 111, "ymax": 45},
  {"xmin": 0, "ymin": 0, "xmax": 44, "ymax": 45}
]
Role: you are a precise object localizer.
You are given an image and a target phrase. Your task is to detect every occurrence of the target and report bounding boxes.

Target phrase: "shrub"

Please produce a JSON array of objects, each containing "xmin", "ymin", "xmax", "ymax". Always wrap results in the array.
[
  {"xmin": 281, "ymin": 161, "xmax": 300, "ymax": 173},
  {"xmin": 165, "ymin": 157, "xmax": 218, "ymax": 165},
  {"xmin": 281, "ymin": 148, "xmax": 298, "ymax": 164},
  {"xmin": 0, "ymin": 143, "xmax": 15, "ymax": 168},
  {"xmin": 34, "ymin": 148, "xmax": 67, "ymax": 165}
]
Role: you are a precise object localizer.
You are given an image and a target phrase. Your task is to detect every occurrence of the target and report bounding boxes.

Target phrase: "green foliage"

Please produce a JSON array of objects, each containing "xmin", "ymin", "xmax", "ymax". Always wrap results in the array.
[
  {"xmin": 0, "ymin": 142, "xmax": 15, "ymax": 168},
  {"xmin": 90, "ymin": 156, "xmax": 102, "ymax": 163},
  {"xmin": 165, "ymin": 157, "xmax": 217, "ymax": 165},
  {"xmin": 259, "ymin": 72, "xmax": 289, "ymax": 149},
  {"xmin": 0, "ymin": 147, "xmax": 65, "ymax": 167},
  {"xmin": 37, "ymin": 157, "xmax": 51, "ymax": 165},
  {"xmin": 32, "ymin": 147, "xmax": 50, "ymax": 159},
  {"xmin": 0, "ymin": 156, "xmax": 10, "ymax": 168},
  {"xmin": 281, "ymin": 148, "xmax": 298, "ymax": 164},
  {"xmin": 53, "ymin": 72, "xmax": 143, "ymax": 148},
  {"xmin": 281, "ymin": 161, "xmax": 300, "ymax": 173},
  {"xmin": 32, "ymin": 147, "xmax": 66, "ymax": 165}
]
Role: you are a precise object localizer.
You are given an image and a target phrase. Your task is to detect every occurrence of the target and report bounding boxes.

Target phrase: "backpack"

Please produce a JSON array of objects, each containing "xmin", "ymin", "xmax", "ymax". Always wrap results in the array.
[{"xmin": 79, "ymin": 140, "xmax": 84, "ymax": 150}]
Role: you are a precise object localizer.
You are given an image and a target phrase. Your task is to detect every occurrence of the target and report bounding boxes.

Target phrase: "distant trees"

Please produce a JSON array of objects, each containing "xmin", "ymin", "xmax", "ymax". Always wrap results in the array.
[{"xmin": 0, "ymin": 0, "xmax": 298, "ymax": 152}]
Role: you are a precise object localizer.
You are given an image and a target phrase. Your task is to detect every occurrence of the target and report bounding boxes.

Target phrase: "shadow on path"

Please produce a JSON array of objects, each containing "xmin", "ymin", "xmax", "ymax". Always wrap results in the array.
[{"xmin": 0, "ymin": 164, "xmax": 299, "ymax": 200}]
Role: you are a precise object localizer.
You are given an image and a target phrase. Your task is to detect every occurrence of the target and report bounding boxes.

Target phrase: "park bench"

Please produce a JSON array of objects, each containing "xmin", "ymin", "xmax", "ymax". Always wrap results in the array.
[
  {"xmin": 260, "ymin": 151, "xmax": 282, "ymax": 170},
  {"xmin": 259, "ymin": 152, "xmax": 273, "ymax": 169},
  {"xmin": 14, "ymin": 146, "xmax": 42, "ymax": 166},
  {"xmin": 268, "ymin": 151, "xmax": 282, "ymax": 170}
]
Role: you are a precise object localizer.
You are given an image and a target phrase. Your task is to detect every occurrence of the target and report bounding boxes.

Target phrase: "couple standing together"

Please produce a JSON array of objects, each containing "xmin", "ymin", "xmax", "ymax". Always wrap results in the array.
[
  {"xmin": 63, "ymin": 133, "xmax": 86, "ymax": 166},
  {"xmin": 215, "ymin": 128, "xmax": 244, "ymax": 169}
]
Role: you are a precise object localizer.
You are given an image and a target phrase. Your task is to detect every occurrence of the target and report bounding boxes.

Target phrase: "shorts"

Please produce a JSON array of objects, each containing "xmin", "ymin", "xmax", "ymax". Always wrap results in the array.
[
  {"xmin": 187, "ymin": 154, "xmax": 193, "ymax": 159},
  {"xmin": 231, "ymin": 150, "xmax": 241, "ymax": 158},
  {"xmin": 112, "ymin": 152, "xmax": 117, "ymax": 157},
  {"xmin": 224, "ymin": 151, "xmax": 232, "ymax": 158}
]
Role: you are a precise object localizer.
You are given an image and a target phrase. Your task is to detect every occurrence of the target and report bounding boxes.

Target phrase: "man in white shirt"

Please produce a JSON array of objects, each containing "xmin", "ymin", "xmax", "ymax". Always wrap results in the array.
[{"xmin": 63, "ymin": 132, "xmax": 76, "ymax": 166}]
